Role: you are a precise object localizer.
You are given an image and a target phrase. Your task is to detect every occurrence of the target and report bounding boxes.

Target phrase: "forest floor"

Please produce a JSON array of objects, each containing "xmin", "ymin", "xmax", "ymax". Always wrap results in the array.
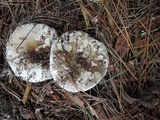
[{"xmin": 0, "ymin": 0, "xmax": 160, "ymax": 120}]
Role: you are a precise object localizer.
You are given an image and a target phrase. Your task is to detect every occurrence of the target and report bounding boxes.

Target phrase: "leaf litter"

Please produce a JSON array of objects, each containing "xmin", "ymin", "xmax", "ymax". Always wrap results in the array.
[{"xmin": 0, "ymin": 0, "xmax": 160, "ymax": 120}]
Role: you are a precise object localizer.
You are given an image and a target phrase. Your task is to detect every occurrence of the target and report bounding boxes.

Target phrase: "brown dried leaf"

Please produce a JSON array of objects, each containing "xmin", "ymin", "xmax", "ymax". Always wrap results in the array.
[
  {"xmin": 133, "ymin": 39, "xmax": 148, "ymax": 48},
  {"xmin": 52, "ymin": 94, "xmax": 61, "ymax": 101},
  {"xmin": 115, "ymin": 32, "xmax": 129, "ymax": 58},
  {"xmin": 109, "ymin": 64, "xmax": 115, "ymax": 73},
  {"xmin": 133, "ymin": 31, "xmax": 160, "ymax": 48},
  {"xmin": 35, "ymin": 83, "xmax": 52, "ymax": 101},
  {"xmin": 65, "ymin": 92, "xmax": 84, "ymax": 107},
  {"xmin": 43, "ymin": 83, "xmax": 52, "ymax": 95}
]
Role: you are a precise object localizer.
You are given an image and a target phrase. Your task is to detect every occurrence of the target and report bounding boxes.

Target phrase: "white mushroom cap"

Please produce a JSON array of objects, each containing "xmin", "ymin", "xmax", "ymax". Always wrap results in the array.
[
  {"xmin": 6, "ymin": 23, "xmax": 58, "ymax": 83},
  {"xmin": 50, "ymin": 31, "xmax": 109, "ymax": 92}
]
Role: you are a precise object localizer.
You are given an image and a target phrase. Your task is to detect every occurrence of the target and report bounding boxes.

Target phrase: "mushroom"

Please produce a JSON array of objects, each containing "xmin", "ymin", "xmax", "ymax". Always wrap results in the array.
[
  {"xmin": 6, "ymin": 23, "xmax": 58, "ymax": 83},
  {"xmin": 50, "ymin": 31, "xmax": 109, "ymax": 92}
]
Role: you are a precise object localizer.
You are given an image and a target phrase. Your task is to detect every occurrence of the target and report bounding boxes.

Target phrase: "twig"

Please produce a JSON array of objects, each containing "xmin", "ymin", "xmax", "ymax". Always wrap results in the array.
[
  {"xmin": 0, "ymin": 81, "xmax": 21, "ymax": 101},
  {"xmin": 16, "ymin": 24, "xmax": 37, "ymax": 50}
]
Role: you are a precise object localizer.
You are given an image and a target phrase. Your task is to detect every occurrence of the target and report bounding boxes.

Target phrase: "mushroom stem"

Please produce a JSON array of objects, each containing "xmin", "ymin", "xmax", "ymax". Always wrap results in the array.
[{"xmin": 22, "ymin": 82, "xmax": 32, "ymax": 104}]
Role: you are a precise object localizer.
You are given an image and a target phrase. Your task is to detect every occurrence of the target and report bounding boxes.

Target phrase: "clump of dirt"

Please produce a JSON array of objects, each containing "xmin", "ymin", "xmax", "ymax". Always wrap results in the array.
[{"xmin": 27, "ymin": 46, "xmax": 50, "ymax": 68}]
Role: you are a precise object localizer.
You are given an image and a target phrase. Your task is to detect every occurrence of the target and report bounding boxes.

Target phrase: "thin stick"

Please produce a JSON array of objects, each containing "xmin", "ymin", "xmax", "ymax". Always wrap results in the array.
[
  {"xmin": 16, "ymin": 24, "xmax": 36, "ymax": 50},
  {"xmin": 0, "ymin": 81, "xmax": 21, "ymax": 101}
]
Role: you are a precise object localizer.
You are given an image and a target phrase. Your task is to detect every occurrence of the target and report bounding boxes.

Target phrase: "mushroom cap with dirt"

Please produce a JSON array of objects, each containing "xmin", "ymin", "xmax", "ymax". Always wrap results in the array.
[
  {"xmin": 6, "ymin": 23, "xmax": 58, "ymax": 83},
  {"xmin": 50, "ymin": 31, "xmax": 109, "ymax": 92}
]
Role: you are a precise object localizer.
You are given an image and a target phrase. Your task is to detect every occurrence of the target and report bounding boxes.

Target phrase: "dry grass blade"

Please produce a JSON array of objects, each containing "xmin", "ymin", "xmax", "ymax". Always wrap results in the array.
[
  {"xmin": 86, "ymin": 104, "xmax": 99, "ymax": 119},
  {"xmin": 103, "ymin": 2, "xmax": 118, "ymax": 36},
  {"xmin": 0, "ymin": 81, "xmax": 21, "ymax": 101},
  {"xmin": 110, "ymin": 79, "xmax": 124, "ymax": 114},
  {"xmin": 99, "ymin": 31, "xmax": 138, "ymax": 81},
  {"xmin": 80, "ymin": 4, "xmax": 90, "ymax": 28}
]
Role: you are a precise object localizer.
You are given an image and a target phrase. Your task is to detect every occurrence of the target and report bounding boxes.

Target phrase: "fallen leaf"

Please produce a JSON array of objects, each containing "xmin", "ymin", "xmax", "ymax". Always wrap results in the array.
[
  {"xmin": 115, "ymin": 32, "xmax": 129, "ymax": 58},
  {"xmin": 36, "ymin": 83, "xmax": 52, "ymax": 101},
  {"xmin": 52, "ymin": 94, "xmax": 61, "ymax": 101},
  {"xmin": 47, "ymin": 92, "xmax": 64, "ymax": 104},
  {"xmin": 133, "ymin": 31, "xmax": 160, "ymax": 57},
  {"xmin": 65, "ymin": 92, "xmax": 84, "ymax": 107},
  {"xmin": 109, "ymin": 64, "xmax": 115, "ymax": 73},
  {"xmin": 43, "ymin": 83, "xmax": 52, "ymax": 95},
  {"xmin": 133, "ymin": 39, "xmax": 148, "ymax": 48}
]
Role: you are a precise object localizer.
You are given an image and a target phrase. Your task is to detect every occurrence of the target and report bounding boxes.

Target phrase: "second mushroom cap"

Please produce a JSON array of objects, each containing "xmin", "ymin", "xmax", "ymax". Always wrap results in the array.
[{"xmin": 50, "ymin": 31, "xmax": 109, "ymax": 92}]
